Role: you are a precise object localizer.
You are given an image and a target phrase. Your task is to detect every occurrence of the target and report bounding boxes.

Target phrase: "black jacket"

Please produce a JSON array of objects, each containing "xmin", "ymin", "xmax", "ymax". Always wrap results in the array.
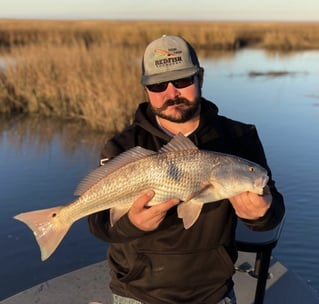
[{"xmin": 88, "ymin": 98, "xmax": 285, "ymax": 304}]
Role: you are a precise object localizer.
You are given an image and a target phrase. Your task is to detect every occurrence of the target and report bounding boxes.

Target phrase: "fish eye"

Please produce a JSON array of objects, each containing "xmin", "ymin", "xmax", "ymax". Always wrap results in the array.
[{"xmin": 248, "ymin": 166, "xmax": 255, "ymax": 172}]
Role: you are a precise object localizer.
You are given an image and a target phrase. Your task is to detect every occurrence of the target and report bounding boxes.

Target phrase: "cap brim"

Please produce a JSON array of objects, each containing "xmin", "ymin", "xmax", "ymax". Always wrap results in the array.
[{"xmin": 141, "ymin": 67, "xmax": 199, "ymax": 86}]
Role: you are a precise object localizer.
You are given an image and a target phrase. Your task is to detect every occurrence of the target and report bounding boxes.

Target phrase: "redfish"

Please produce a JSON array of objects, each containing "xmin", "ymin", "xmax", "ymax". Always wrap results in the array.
[{"xmin": 14, "ymin": 133, "xmax": 268, "ymax": 261}]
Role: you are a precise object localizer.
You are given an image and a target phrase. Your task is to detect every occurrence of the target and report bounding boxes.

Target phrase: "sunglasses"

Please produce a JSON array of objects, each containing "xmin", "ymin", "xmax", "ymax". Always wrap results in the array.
[{"xmin": 146, "ymin": 75, "xmax": 196, "ymax": 93}]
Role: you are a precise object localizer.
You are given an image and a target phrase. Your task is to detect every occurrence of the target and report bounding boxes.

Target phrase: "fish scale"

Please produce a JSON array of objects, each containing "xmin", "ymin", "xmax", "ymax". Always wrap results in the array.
[{"xmin": 70, "ymin": 150, "xmax": 201, "ymax": 217}]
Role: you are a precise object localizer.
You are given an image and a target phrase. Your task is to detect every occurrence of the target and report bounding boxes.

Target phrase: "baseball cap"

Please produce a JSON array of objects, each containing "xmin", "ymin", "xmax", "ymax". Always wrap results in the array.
[{"xmin": 141, "ymin": 35, "xmax": 200, "ymax": 85}]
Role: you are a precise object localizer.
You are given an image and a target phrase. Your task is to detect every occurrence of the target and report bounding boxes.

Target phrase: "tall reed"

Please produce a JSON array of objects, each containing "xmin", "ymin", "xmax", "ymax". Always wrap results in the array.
[{"xmin": 1, "ymin": 43, "xmax": 144, "ymax": 133}]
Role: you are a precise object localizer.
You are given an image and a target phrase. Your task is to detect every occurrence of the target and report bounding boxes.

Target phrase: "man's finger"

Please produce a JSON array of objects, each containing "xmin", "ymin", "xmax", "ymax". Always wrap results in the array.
[
  {"xmin": 152, "ymin": 198, "xmax": 180, "ymax": 215},
  {"xmin": 163, "ymin": 198, "xmax": 180, "ymax": 210},
  {"xmin": 131, "ymin": 190, "xmax": 155, "ymax": 211}
]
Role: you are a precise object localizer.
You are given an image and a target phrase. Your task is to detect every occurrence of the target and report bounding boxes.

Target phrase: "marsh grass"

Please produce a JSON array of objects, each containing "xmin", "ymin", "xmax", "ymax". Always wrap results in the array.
[
  {"xmin": 1, "ymin": 43, "xmax": 144, "ymax": 133},
  {"xmin": 1, "ymin": 20, "xmax": 319, "ymax": 133}
]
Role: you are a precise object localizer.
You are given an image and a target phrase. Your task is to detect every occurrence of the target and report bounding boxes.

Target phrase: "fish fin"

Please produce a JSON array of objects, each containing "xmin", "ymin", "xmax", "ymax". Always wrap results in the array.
[
  {"xmin": 177, "ymin": 200, "xmax": 203, "ymax": 229},
  {"xmin": 183, "ymin": 183, "xmax": 221, "ymax": 205},
  {"xmin": 14, "ymin": 206, "xmax": 71, "ymax": 261},
  {"xmin": 74, "ymin": 146, "xmax": 156, "ymax": 196},
  {"xmin": 159, "ymin": 133, "xmax": 198, "ymax": 153},
  {"xmin": 184, "ymin": 184, "xmax": 212, "ymax": 202},
  {"xmin": 110, "ymin": 207, "xmax": 130, "ymax": 226},
  {"xmin": 177, "ymin": 184, "xmax": 221, "ymax": 229}
]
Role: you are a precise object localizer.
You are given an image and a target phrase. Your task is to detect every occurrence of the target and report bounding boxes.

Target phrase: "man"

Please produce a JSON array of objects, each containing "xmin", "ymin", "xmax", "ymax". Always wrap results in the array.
[{"xmin": 88, "ymin": 35, "xmax": 285, "ymax": 304}]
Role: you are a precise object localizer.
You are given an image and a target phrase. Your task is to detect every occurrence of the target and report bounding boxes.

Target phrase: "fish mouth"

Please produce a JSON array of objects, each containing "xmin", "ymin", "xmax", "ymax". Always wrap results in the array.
[{"xmin": 254, "ymin": 175, "xmax": 269, "ymax": 193}]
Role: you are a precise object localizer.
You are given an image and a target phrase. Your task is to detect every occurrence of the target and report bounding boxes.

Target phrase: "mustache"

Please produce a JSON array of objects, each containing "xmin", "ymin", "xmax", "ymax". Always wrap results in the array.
[{"xmin": 157, "ymin": 98, "xmax": 191, "ymax": 111}]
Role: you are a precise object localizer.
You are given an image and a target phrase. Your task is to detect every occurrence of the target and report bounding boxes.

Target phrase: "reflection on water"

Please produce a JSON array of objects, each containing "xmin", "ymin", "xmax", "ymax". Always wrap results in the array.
[
  {"xmin": 0, "ymin": 115, "xmax": 107, "ymax": 156},
  {"xmin": 1, "ymin": 48, "xmax": 319, "ymax": 300}
]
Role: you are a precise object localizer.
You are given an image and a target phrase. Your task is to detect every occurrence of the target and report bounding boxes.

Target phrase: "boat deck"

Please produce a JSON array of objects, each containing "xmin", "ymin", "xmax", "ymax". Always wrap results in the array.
[{"xmin": 1, "ymin": 251, "xmax": 318, "ymax": 304}]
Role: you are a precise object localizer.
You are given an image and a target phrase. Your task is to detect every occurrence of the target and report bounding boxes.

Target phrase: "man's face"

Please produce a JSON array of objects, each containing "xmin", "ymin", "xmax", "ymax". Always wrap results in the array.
[{"xmin": 146, "ymin": 71, "xmax": 203, "ymax": 123}]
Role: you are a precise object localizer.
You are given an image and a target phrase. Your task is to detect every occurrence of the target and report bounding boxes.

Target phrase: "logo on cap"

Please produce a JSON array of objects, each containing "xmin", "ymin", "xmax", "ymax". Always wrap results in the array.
[{"xmin": 153, "ymin": 48, "xmax": 183, "ymax": 68}]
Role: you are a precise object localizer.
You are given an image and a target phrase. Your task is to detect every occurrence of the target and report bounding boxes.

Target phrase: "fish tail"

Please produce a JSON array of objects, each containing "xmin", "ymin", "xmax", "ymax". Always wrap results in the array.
[{"xmin": 14, "ymin": 206, "xmax": 71, "ymax": 261}]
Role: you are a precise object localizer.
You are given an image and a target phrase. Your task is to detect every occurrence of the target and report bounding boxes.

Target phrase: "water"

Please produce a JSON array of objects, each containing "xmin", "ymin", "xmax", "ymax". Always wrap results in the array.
[
  {"xmin": 202, "ymin": 49, "xmax": 319, "ymax": 294},
  {"xmin": 0, "ymin": 119, "xmax": 107, "ymax": 299},
  {"xmin": 1, "ymin": 49, "xmax": 319, "ymax": 300}
]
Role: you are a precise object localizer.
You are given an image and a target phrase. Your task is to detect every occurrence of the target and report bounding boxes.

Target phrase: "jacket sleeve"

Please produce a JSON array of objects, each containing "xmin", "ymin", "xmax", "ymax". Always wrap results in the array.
[{"xmin": 234, "ymin": 124, "xmax": 285, "ymax": 231}]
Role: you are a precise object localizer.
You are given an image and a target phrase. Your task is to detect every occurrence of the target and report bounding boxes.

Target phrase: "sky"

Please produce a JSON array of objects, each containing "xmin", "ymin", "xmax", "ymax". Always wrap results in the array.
[{"xmin": 0, "ymin": 0, "xmax": 318, "ymax": 22}]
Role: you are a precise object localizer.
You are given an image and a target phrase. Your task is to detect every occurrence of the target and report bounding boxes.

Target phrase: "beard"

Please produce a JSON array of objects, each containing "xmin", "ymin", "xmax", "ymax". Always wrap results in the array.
[{"xmin": 150, "ymin": 97, "xmax": 201, "ymax": 123}]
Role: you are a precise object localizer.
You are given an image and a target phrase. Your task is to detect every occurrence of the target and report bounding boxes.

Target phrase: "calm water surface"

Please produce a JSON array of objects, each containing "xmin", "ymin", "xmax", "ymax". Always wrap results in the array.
[{"xmin": 1, "ymin": 49, "xmax": 319, "ymax": 300}]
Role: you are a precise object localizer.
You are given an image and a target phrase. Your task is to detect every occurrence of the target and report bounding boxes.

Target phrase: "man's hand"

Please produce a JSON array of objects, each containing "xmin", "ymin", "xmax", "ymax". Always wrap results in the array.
[
  {"xmin": 128, "ymin": 190, "xmax": 180, "ymax": 231},
  {"xmin": 229, "ymin": 186, "xmax": 272, "ymax": 220}
]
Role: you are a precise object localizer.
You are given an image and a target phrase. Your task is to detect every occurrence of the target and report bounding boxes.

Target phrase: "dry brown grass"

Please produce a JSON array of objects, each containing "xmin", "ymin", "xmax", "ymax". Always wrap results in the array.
[
  {"xmin": 0, "ymin": 40, "xmax": 144, "ymax": 133},
  {"xmin": 1, "ymin": 20, "xmax": 319, "ymax": 133}
]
